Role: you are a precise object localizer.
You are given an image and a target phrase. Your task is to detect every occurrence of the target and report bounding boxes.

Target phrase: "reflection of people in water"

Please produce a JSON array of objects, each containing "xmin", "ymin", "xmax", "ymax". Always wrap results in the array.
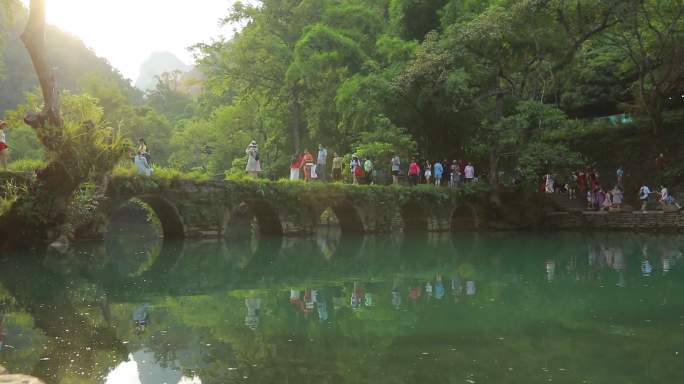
[
  {"xmin": 290, "ymin": 289, "xmax": 302, "ymax": 306},
  {"xmin": 365, "ymin": 292, "xmax": 375, "ymax": 307},
  {"xmin": 610, "ymin": 247, "xmax": 627, "ymax": 287},
  {"xmin": 304, "ymin": 289, "xmax": 318, "ymax": 312},
  {"xmin": 0, "ymin": 316, "xmax": 6, "ymax": 352},
  {"xmin": 639, "ymin": 244, "xmax": 652, "ymax": 277},
  {"xmin": 641, "ymin": 259, "xmax": 653, "ymax": 277},
  {"xmin": 425, "ymin": 281, "xmax": 433, "ymax": 298},
  {"xmin": 466, "ymin": 281, "xmax": 476, "ymax": 296},
  {"xmin": 661, "ymin": 245, "xmax": 682, "ymax": 275},
  {"xmin": 133, "ymin": 304, "xmax": 150, "ymax": 333},
  {"xmin": 451, "ymin": 275, "xmax": 463, "ymax": 303},
  {"xmin": 290, "ymin": 289, "xmax": 314, "ymax": 313},
  {"xmin": 435, "ymin": 274, "xmax": 445, "ymax": 300},
  {"xmin": 392, "ymin": 287, "xmax": 402, "ymax": 309},
  {"xmin": 545, "ymin": 260, "xmax": 556, "ymax": 282},
  {"xmin": 588, "ymin": 245, "xmax": 601, "ymax": 267},
  {"xmin": 662, "ymin": 255, "xmax": 672, "ymax": 275},
  {"xmin": 332, "ymin": 291, "xmax": 345, "ymax": 311},
  {"xmin": 391, "ymin": 277, "xmax": 402, "ymax": 309},
  {"xmin": 245, "ymin": 298, "xmax": 262, "ymax": 330},
  {"xmin": 317, "ymin": 301, "xmax": 328, "ymax": 322},
  {"xmin": 351, "ymin": 282, "xmax": 364, "ymax": 309},
  {"xmin": 408, "ymin": 285, "xmax": 421, "ymax": 302}
]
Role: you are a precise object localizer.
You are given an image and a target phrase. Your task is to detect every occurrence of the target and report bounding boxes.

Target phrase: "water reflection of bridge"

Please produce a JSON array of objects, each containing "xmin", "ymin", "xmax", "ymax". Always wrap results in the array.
[{"xmin": 2, "ymin": 232, "xmax": 684, "ymax": 383}]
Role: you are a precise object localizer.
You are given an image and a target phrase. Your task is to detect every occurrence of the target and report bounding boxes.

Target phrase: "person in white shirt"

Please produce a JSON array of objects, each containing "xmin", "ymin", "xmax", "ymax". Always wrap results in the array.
[
  {"xmin": 464, "ymin": 163, "xmax": 475, "ymax": 183},
  {"xmin": 391, "ymin": 155, "xmax": 401, "ymax": 185},
  {"xmin": 0, "ymin": 120, "xmax": 8, "ymax": 170},
  {"xmin": 638, "ymin": 185, "xmax": 651, "ymax": 212},
  {"xmin": 544, "ymin": 173, "xmax": 554, "ymax": 193},
  {"xmin": 316, "ymin": 144, "xmax": 328, "ymax": 182},
  {"xmin": 660, "ymin": 186, "xmax": 682, "ymax": 210}
]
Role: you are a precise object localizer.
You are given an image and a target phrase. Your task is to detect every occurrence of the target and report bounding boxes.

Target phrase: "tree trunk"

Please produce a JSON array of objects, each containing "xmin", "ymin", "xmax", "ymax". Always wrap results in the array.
[
  {"xmin": 0, "ymin": 0, "xmax": 74, "ymax": 249},
  {"xmin": 290, "ymin": 87, "xmax": 302, "ymax": 154},
  {"xmin": 488, "ymin": 70, "xmax": 504, "ymax": 207},
  {"xmin": 489, "ymin": 71, "xmax": 504, "ymax": 188},
  {"xmin": 21, "ymin": 0, "xmax": 61, "ymax": 128}
]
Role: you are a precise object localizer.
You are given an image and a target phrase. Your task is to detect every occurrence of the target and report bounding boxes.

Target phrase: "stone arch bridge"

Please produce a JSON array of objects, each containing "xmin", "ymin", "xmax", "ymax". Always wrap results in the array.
[{"xmin": 97, "ymin": 176, "xmax": 497, "ymax": 239}]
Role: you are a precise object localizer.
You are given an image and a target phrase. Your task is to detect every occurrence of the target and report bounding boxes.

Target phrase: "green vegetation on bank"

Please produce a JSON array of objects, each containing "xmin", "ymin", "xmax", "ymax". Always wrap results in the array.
[
  {"xmin": 1, "ymin": 0, "xmax": 682, "ymax": 187},
  {"xmin": 1, "ymin": 0, "xmax": 683, "ymax": 245}
]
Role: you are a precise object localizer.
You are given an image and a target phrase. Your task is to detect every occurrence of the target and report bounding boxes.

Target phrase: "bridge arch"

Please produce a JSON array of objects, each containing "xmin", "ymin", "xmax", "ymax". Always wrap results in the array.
[
  {"xmin": 223, "ymin": 200, "xmax": 283, "ymax": 237},
  {"xmin": 400, "ymin": 201, "xmax": 430, "ymax": 231},
  {"xmin": 316, "ymin": 202, "xmax": 365, "ymax": 233},
  {"xmin": 451, "ymin": 203, "xmax": 480, "ymax": 230},
  {"xmin": 107, "ymin": 195, "xmax": 186, "ymax": 239}
]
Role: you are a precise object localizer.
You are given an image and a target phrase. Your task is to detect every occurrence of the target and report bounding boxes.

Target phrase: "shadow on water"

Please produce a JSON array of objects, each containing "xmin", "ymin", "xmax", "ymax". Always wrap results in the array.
[{"xmin": 2, "ymin": 231, "xmax": 684, "ymax": 383}]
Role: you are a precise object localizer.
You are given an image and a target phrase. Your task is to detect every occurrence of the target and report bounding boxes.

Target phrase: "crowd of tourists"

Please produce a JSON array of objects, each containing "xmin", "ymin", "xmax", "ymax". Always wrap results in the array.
[
  {"xmin": 278, "ymin": 142, "xmax": 478, "ymax": 187},
  {"xmin": 543, "ymin": 161, "xmax": 682, "ymax": 212},
  {"xmin": 2, "ymin": 126, "xmax": 681, "ymax": 215}
]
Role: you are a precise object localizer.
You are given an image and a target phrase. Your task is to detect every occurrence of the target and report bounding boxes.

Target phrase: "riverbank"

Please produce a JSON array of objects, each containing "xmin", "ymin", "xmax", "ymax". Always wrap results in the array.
[{"xmin": 545, "ymin": 210, "xmax": 684, "ymax": 231}]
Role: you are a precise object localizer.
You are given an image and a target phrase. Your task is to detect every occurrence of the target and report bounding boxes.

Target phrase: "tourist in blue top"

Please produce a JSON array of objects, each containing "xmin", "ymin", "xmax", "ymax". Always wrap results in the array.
[
  {"xmin": 434, "ymin": 160, "xmax": 444, "ymax": 187},
  {"xmin": 616, "ymin": 166, "xmax": 624, "ymax": 187},
  {"xmin": 435, "ymin": 274, "xmax": 445, "ymax": 299}
]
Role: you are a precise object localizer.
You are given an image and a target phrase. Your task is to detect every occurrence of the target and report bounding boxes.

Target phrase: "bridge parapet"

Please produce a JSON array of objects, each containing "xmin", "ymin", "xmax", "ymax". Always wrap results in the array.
[{"xmin": 91, "ymin": 177, "xmax": 492, "ymax": 238}]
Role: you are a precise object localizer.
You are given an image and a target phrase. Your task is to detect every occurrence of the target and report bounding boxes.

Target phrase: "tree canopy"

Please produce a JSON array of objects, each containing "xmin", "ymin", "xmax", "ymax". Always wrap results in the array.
[{"xmin": 1, "ymin": 0, "xmax": 683, "ymax": 185}]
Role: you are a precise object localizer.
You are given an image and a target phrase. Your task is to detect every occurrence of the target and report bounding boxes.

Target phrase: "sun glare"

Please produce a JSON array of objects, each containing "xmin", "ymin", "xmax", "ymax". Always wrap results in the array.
[{"xmin": 19, "ymin": 0, "xmax": 233, "ymax": 80}]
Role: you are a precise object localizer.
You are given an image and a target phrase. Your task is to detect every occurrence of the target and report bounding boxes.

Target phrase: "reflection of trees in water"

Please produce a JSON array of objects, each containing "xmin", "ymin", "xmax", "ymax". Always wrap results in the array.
[
  {"xmin": 0, "ymin": 311, "xmax": 47, "ymax": 375},
  {"xmin": 0, "ymin": 255, "xmax": 128, "ymax": 383},
  {"xmin": 3, "ymin": 233, "xmax": 684, "ymax": 383}
]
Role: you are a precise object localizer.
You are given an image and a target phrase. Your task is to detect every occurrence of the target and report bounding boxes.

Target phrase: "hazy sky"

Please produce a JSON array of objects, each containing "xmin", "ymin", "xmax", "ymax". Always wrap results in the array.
[{"xmin": 20, "ymin": 0, "xmax": 238, "ymax": 81}]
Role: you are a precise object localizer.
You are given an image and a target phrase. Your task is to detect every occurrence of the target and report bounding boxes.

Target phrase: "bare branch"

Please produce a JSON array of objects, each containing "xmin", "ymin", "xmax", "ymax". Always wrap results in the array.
[{"xmin": 20, "ymin": 0, "xmax": 62, "ymax": 128}]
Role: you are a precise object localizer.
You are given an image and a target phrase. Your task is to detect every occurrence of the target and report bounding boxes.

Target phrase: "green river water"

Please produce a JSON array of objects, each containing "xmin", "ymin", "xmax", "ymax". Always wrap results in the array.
[{"xmin": 1, "ymin": 229, "xmax": 683, "ymax": 383}]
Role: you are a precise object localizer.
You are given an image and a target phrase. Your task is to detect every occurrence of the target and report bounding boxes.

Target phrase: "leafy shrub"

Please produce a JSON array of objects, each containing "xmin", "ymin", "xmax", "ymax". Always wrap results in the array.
[
  {"xmin": 7, "ymin": 158, "xmax": 45, "ymax": 173},
  {"xmin": 0, "ymin": 178, "xmax": 26, "ymax": 216}
]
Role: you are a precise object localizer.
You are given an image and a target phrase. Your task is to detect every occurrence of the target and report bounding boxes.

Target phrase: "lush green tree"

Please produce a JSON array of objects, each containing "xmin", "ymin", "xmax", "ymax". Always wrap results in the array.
[
  {"xmin": 0, "ymin": 0, "xmax": 127, "ymax": 249},
  {"xmin": 604, "ymin": 0, "xmax": 684, "ymax": 137},
  {"xmin": 4, "ymin": 0, "xmax": 684, "ymax": 192},
  {"xmin": 145, "ymin": 70, "xmax": 195, "ymax": 123},
  {"xmin": 389, "ymin": 0, "xmax": 448, "ymax": 41}
]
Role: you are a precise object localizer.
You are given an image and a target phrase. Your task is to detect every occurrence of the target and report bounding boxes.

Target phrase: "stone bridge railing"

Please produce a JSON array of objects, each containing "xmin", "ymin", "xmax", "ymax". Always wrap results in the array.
[{"xmin": 97, "ymin": 176, "xmax": 494, "ymax": 239}]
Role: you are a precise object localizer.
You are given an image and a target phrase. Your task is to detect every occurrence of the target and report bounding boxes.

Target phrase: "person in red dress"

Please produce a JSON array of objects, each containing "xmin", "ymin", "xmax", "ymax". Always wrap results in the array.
[
  {"xmin": 302, "ymin": 149, "xmax": 314, "ymax": 182},
  {"xmin": 0, "ymin": 120, "xmax": 8, "ymax": 170},
  {"xmin": 578, "ymin": 171, "xmax": 586, "ymax": 193}
]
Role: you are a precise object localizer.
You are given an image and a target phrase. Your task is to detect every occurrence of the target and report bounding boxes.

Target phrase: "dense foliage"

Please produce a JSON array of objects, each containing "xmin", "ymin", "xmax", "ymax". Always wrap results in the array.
[
  {"xmin": 183, "ymin": 0, "xmax": 684, "ymax": 185},
  {"xmin": 1, "ymin": 0, "xmax": 684, "ymax": 187}
]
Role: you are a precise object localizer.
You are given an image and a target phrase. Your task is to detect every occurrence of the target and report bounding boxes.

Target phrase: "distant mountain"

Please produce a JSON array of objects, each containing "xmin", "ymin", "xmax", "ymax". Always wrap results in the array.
[
  {"xmin": 135, "ymin": 51, "xmax": 192, "ymax": 91},
  {"xmin": 0, "ymin": 1, "xmax": 140, "ymax": 114}
]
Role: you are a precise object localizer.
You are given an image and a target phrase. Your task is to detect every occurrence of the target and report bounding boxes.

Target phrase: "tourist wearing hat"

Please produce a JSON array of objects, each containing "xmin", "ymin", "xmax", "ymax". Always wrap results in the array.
[
  {"xmin": 0, "ymin": 120, "xmax": 8, "ymax": 171},
  {"xmin": 245, "ymin": 140, "xmax": 262, "ymax": 178}
]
